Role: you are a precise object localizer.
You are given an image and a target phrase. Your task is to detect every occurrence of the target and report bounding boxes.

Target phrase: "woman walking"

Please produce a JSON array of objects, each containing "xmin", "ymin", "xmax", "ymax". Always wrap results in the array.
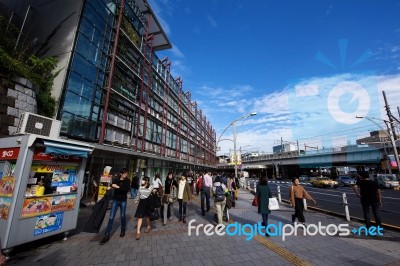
[
  {"xmin": 152, "ymin": 173, "xmax": 163, "ymax": 217},
  {"xmin": 289, "ymin": 177, "xmax": 316, "ymax": 225},
  {"xmin": 134, "ymin": 176, "xmax": 156, "ymax": 240},
  {"xmin": 161, "ymin": 172, "xmax": 178, "ymax": 225},
  {"xmin": 177, "ymin": 173, "xmax": 191, "ymax": 223},
  {"xmin": 256, "ymin": 176, "xmax": 272, "ymax": 236},
  {"xmin": 227, "ymin": 174, "xmax": 236, "ymax": 207},
  {"xmin": 99, "ymin": 168, "xmax": 130, "ymax": 245}
]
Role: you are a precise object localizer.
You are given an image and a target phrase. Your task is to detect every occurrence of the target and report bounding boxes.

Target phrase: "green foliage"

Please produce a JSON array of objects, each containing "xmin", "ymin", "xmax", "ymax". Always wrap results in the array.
[{"xmin": 0, "ymin": 16, "xmax": 58, "ymax": 117}]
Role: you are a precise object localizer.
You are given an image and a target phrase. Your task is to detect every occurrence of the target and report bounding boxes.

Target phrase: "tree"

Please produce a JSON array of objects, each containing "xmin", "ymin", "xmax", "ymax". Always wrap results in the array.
[{"xmin": 0, "ymin": 16, "xmax": 58, "ymax": 117}]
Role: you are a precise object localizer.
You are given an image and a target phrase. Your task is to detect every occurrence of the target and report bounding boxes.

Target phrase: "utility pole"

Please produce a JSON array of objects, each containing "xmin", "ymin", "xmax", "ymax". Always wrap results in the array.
[{"xmin": 382, "ymin": 91, "xmax": 397, "ymax": 140}]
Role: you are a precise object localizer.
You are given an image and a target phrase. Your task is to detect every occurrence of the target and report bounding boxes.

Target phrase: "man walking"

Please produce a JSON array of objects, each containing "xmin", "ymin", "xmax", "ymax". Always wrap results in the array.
[
  {"xmin": 353, "ymin": 172, "xmax": 382, "ymax": 228},
  {"xmin": 201, "ymin": 172, "xmax": 213, "ymax": 216}
]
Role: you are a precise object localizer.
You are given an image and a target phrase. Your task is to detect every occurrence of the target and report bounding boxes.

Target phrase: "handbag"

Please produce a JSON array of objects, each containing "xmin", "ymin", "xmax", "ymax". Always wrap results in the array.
[
  {"xmin": 162, "ymin": 181, "xmax": 174, "ymax": 204},
  {"xmin": 225, "ymin": 195, "xmax": 233, "ymax": 209},
  {"xmin": 252, "ymin": 196, "xmax": 258, "ymax": 207},
  {"xmin": 148, "ymin": 210, "xmax": 160, "ymax": 221},
  {"xmin": 268, "ymin": 197, "xmax": 280, "ymax": 210}
]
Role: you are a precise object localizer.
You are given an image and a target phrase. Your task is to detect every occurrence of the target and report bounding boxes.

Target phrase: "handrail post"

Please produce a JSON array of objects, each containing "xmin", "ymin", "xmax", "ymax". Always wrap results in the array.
[
  {"xmin": 277, "ymin": 185, "xmax": 282, "ymax": 203},
  {"xmin": 343, "ymin": 192, "xmax": 350, "ymax": 221}
]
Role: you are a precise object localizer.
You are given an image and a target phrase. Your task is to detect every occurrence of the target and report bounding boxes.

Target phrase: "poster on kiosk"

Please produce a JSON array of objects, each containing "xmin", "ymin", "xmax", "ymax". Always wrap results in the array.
[{"xmin": 0, "ymin": 135, "xmax": 93, "ymax": 256}]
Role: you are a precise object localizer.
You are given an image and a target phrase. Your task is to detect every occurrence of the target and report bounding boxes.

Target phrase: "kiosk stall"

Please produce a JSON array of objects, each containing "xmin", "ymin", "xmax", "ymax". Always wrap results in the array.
[{"xmin": 0, "ymin": 135, "xmax": 93, "ymax": 256}]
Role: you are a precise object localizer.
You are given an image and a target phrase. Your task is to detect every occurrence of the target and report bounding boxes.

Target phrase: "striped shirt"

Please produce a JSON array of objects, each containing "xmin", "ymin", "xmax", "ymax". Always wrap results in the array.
[{"xmin": 138, "ymin": 185, "xmax": 154, "ymax": 199}]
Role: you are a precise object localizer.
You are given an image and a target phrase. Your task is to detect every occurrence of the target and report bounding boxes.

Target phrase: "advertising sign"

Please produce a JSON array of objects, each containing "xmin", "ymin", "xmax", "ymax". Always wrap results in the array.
[
  {"xmin": 51, "ymin": 194, "xmax": 76, "ymax": 212},
  {"xmin": 34, "ymin": 212, "xmax": 64, "ymax": 236},
  {"xmin": 0, "ymin": 197, "xmax": 12, "ymax": 219},
  {"xmin": 21, "ymin": 197, "xmax": 52, "ymax": 218}
]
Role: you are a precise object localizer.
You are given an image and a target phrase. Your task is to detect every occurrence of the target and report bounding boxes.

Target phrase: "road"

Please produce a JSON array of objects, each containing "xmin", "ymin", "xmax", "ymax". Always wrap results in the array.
[{"xmin": 248, "ymin": 179, "xmax": 400, "ymax": 228}]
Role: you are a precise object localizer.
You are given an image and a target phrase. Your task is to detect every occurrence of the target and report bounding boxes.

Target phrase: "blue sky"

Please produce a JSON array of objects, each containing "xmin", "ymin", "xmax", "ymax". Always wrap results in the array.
[{"xmin": 148, "ymin": 0, "xmax": 400, "ymax": 155}]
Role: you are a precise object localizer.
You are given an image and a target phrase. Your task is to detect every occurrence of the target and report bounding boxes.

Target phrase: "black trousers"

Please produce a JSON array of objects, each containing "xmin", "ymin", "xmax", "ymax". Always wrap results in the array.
[
  {"xmin": 201, "ymin": 187, "xmax": 211, "ymax": 214},
  {"xmin": 293, "ymin": 198, "xmax": 305, "ymax": 223},
  {"xmin": 361, "ymin": 200, "xmax": 382, "ymax": 228},
  {"xmin": 178, "ymin": 199, "xmax": 187, "ymax": 217}
]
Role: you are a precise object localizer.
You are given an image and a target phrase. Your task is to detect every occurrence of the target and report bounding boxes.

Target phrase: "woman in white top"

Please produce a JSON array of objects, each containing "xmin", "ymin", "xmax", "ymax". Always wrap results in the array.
[
  {"xmin": 152, "ymin": 173, "xmax": 163, "ymax": 189},
  {"xmin": 134, "ymin": 176, "xmax": 155, "ymax": 240},
  {"xmin": 177, "ymin": 173, "xmax": 191, "ymax": 223}
]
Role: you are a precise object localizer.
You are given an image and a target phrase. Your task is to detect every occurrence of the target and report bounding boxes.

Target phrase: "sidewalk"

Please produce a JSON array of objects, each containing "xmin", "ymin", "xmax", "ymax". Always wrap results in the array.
[{"xmin": 5, "ymin": 188, "xmax": 400, "ymax": 266}]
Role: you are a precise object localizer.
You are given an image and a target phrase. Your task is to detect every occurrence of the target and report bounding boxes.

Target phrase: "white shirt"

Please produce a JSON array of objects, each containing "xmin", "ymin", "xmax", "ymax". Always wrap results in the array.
[
  {"xmin": 178, "ymin": 180, "xmax": 186, "ymax": 199},
  {"xmin": 152, "ymin": 178, "xmax": 163, "ymax": 189}
]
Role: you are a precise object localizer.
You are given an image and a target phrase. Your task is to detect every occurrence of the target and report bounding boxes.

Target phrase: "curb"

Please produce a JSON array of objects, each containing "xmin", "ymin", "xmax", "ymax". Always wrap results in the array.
[
  {"xmin": 279, "ymin": 199, "xmax": 400, "ymax": 232},
  {"xmin": 246, "ymin": 188, "xmax": 400, "ymax": 232}
]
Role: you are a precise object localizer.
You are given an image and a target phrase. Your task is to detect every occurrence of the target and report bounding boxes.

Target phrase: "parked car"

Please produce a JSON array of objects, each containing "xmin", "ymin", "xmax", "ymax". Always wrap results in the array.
[
  {"xmin": 337, "ymin": 176, "xmax": 356, "ymax": 186},
  {"xmin": 311, "ymin": 177, "xmax": 338, "ymax": 188}
]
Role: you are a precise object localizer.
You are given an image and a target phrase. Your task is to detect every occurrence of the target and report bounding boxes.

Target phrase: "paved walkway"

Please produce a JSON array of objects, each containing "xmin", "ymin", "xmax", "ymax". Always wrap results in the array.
[{"xmin": 5, "ymin": 188, "xmax": 400, "ymax": 266}]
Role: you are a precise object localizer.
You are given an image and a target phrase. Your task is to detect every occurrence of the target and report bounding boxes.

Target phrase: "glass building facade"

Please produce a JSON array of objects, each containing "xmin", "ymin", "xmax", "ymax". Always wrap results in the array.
[{"xmin": 1, "ymin": 0, "xmax": 216, "ymax": 179}]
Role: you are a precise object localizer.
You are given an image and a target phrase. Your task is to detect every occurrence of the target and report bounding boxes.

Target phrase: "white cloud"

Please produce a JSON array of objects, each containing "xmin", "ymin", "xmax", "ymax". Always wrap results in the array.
[
  {"xmin": 295, "ymin": 84, "xmax": 319, "ymax": 97},
  {"xmin": 215, "ymin": 73, "xmax": 400, "ymax": 154},
  {"xmin": 170, "ymin": 43, "xmax": 185, "ymax": 58}
]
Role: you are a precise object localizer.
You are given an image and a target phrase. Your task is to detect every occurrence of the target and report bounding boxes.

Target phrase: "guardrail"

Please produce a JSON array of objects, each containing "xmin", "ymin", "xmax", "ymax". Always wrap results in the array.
[{"xmin": 246, "ymin": 178, "xmax": 400, "ymax": 224}]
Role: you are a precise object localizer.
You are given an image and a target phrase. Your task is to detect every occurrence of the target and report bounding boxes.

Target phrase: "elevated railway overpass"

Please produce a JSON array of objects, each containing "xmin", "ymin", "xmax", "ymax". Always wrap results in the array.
[{"xmin": 216, "ymin": 146, "xmax": 385, "ymax": 178}]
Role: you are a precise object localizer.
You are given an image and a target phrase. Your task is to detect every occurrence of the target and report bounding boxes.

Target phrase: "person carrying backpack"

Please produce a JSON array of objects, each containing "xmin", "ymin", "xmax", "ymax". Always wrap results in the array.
[{"xmin": 213, "ymin": 175, "xmax": 228, "ymax": 225}]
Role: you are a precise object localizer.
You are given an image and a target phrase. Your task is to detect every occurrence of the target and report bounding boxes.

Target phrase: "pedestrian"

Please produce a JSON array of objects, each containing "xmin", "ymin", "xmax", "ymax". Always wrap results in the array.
[
  {"xmin": 99, "ymin": 168, "xmax": 130, "ymax": 245},
  {"xmin": 289, "ymin": 177, "xmax": 316, "ymax": 226},
  {"xmin": 227, "ymin": 174, "xmax": 236, "ymax": 207},
  {"xmin": 134, "ymin": 176, "xmax": 156, "ymax": 240},
  {"xmin": 213, "ymin": 175, "xmax": 228, "ymax": 225},
  {"xmin": 152, "ymin": 173, "xmax": 163, "ymax": 189},
  {"xmin": 177, "ymin": 172, "xmax": 191, "ymax": 223},
  {"xmin": 239, "ymin": 172, "xmax": 246, "ymax": 189},
  {"xmin": 196, "ymin": 173, "xmax": 204, "ymax": 196},
  {"xmin": 256, "ymin": 176, "xmax": 272, "ymax": 236},
  {"xmin": 130, "ymin": 174, "xmax": 139, "ymax": 199},
  {"xmin": 152, "ymin": 173, "xmax": 163, "ymax": 216},
  {"xmin": 201, "ymin": 171, "xmax": 213, "ymax": 216},
  {"xmin": 353, "ymin": 172, "xmax": 382, "ymax": 228},
  {"xmin": 187, "ymin": 172, "xmax": 194, "ymax": 194},
  {"xmin": 161, "ymin": 172, "xmax": 178, "ymax": 225}
]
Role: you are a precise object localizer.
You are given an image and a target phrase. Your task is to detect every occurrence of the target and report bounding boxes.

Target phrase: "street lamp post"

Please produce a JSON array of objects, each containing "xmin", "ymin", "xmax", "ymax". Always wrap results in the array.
[
  {"xmin": 356, "ymin": 116, "xmax": 400, "ymax": 173},
  {"xmin": 217, "ymin": 112, "xmax": 257, "ymax": 179}
]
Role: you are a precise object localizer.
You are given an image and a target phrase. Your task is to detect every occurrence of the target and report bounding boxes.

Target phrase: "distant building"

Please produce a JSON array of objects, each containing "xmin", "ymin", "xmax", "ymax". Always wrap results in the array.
[
  {"xmin": 356, "ymin": 130, "xmax": 388, "ymax": 148},
  {"xmin": 273, "ymin": 143, "xmax": 296, "ymax": 154}
]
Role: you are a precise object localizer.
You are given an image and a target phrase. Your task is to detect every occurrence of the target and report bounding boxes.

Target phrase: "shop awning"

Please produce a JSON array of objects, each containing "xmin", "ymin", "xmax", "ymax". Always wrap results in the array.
[{"xmin": 43, "ymin": 140, "xmax": 93, "ymax": 158}]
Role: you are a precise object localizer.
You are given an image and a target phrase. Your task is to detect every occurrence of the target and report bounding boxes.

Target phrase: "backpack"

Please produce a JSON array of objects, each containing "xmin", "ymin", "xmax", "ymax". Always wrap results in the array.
[
  {"xmin": 214, "ymin": 185, "xmax": 225, "ymax": 202},
  {"xmin": 197, "ymin": 177, "xmax": 203, "ymax": 190}
]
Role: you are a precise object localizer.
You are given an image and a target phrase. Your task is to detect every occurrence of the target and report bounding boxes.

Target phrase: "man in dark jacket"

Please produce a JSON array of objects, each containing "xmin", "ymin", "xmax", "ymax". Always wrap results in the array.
[
  {"xmin": 353, "ymin": 172, "xmax": 382, "ymax": 228},
  {"xmin": 99, "ymin": 168, "xmax": 130, "ymax": 244}
]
